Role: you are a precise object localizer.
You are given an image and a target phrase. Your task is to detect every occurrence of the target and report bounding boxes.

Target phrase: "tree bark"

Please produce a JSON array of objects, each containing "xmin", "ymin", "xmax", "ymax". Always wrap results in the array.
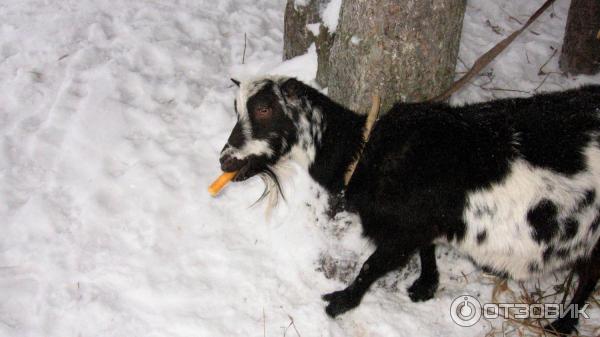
[
  {"xmin": 283, "ymin": 0, "xmax": 335, "ymax": 86},
  {"xmin": 559, "ymin": 0, "xmax": 600, "ymax": 75},
  {"xmin": 326, "ymin": 0, "xmax": 466, "ymax": 114}
]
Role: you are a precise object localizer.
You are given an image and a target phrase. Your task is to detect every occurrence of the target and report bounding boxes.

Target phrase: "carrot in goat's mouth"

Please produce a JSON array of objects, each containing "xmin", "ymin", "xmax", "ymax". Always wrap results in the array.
[{"xmin": 208, "ymin": 171, "xmax": 238, "ymax": 197}]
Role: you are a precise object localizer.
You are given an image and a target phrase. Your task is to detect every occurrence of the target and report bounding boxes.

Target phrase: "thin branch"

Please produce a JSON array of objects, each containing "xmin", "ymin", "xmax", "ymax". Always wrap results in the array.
[
  {"xmin": 486, "ymin": 87, "xmax": 530, "ymax": 94},
  {"xmin": 533, "ymin": 73, "xmax": 551, "ymax": 92},
  {"xmin": 538, "ymin": 48, "xmax": 558, "ymax": 75},
  {"xmin": 283, "ymin": 315, "xmax": 302, "ymax": 337},
  {"xmin": 242, "ymin": 32, "xmax": 247, "ymax": 64},
  {"xmin": 560, "ymin": 271, "xmax": 575, "ymax": 305},
  {"xmin": 457, "ymin": 56, "xmax": 469, "ymax": 71}
]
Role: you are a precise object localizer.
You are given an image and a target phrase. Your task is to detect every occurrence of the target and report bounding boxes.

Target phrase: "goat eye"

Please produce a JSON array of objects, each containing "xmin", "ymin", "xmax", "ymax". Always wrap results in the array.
[{"xmin": 255, "ymin": 107, "xmax": 272, "ymax": 120}]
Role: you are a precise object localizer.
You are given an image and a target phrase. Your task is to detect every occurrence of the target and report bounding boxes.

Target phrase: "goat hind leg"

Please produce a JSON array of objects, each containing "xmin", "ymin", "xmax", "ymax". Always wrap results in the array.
[
  {"xmin": 322, "ymin": 246, "xmax": 415, "ymax": 317},
  {"xmin": 545, "ymin": 244, "xmax": 600, "ymax": 335}
]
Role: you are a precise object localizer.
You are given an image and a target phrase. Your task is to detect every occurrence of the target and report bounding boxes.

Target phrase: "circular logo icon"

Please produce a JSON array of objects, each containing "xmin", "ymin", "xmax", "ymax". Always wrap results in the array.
[{"xmin": 450, "ymin": 295, "xmax": 482, "ymax": 327}]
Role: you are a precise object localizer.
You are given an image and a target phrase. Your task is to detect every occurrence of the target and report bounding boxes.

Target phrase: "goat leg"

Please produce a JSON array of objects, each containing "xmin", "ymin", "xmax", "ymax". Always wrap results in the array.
[
  {"xmin": 322, "ymin": 246, "xmax": 416, "ymax": 317},
  {"xmin": 408, "ymin": 244, "xmax": 439, "ymax": 302}
]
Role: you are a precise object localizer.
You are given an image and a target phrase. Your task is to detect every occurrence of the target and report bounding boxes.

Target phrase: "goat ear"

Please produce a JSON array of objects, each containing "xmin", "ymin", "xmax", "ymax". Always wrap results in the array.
[
  {"xmin": 280, "ymin": 78, "xmax": 303, "ymax": 100},
  {"xmin": 231, "ymin": 78, "xmax": 241, "ymax": 87}
]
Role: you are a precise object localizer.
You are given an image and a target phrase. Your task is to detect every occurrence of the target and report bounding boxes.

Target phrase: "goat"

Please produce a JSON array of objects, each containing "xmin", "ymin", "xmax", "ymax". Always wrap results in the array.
[{"xmin": 219, "ymin": 76, "xmax": 600, "ymax": 334}]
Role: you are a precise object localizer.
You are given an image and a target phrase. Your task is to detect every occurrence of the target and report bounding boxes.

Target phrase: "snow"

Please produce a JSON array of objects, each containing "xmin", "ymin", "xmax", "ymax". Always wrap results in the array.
[
  {"xmin": 0, "ymin": 0, "xmax": 599, "ymax": 337},
  {"xmin": 306, "ymin": 23, "xmax": 321, "ymax": 37},
  {"xmin": 270, "ymin": 44, "xmax": 318, "ymax": 82},
  {"xmin": 321, "ymin": 0, "xmax": 343, "ymax": 33},
  {"xmin": 451, "ymin": 0, "xmax": 600, "ymax": 104},
  {"xmin": 293, "ymin": 0, "xmax": 309, "ymax": 10}
]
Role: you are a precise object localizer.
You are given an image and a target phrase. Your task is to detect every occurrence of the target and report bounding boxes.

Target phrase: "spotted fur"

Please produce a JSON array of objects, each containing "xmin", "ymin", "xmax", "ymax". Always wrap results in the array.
[{"xmin": 219, "ymin": 77, "xmax": 600, "ymax": 334}]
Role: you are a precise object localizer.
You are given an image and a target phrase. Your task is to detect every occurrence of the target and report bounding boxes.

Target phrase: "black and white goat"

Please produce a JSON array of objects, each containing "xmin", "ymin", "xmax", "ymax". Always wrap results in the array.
[{"xmin": 219, "ymin": 76, "xmax": 600, "ymax": 334}]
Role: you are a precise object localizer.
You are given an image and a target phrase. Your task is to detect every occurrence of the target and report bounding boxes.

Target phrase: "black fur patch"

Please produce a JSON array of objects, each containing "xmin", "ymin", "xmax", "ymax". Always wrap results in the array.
[
  {"xmin": 528, "ymin": 261, "xmax": 540, "ymax": 273},
  {"xmin": 513, "ymin": 90, "xmax": 600, "ymax": 175},
  {"xmin": 543, "ymin": 246, "xmax": 554, "ymax": 262},
  {"xmin": 527, "ymin": 199, "xmax": 560, "ymax": 243},
  {"xmin": 445, "ymin": 221, "xmax": 467, "ymax": 243},
  {"xmin": 245, "ymin": 81, "xmax": 296, "ymax": 142},
  {"xmin": 555, "ymin": 247, "xmax": 571, "ymax": 259},
  {"xmin": 476, "ymin": 230, "xmax": 487, "ymax": 244},
  {"xmin": 226, "ymin": 122, "xmax": 246, "ymax": 148},
  {"xmin": 591, "ymin": 212, "xmax": 600, "ymax": 233},
  {"xmin": 562, "ymin": 217, "xmax": 579, "ymax": 240},
  {"xmin": 580, "ymin": 190, "xmax": 596, "ymax": 210}
]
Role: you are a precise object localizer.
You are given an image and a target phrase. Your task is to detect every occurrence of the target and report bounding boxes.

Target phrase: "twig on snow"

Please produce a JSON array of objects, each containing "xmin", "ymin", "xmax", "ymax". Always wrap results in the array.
[
  {"xmin": 537, "ymin": 48, "xmax": 558, "ymax": 75},
  {"xmin": 242, "ymin": 32, "xmax": 247, "ymax": 64},
  {"xmin": 283, "ymin": 315, "xmax": 302, "ymax": 337}
]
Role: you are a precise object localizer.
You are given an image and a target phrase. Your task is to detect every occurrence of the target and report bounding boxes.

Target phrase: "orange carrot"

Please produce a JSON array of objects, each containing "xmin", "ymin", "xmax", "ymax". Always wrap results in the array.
[{"xmin": 208, "ymin": 171, "xmax": 237, "ymax": 197}]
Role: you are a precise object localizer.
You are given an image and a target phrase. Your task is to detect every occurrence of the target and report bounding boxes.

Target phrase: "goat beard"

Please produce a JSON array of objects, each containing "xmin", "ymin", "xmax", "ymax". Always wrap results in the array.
[{"xmin": 253, "ymin": 165, "xmax": 286, "ymax": 209}]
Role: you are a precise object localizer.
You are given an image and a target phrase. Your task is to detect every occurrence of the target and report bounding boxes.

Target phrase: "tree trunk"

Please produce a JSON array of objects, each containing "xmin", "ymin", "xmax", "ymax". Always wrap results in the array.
[
  {"xmin": 283, "ymin": 0, "xmax": 335, "ymax": 86},
  {"xmin": 559, "ymin": 0, "xmax": 600, "ymax": 75},
  {"xmin": 326, "ymin": 0, "xmax": 466, "ymax": 114}
]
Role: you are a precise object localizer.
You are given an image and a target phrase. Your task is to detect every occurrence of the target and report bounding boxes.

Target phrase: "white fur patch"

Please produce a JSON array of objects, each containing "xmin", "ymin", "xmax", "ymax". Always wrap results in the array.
[
  {"xmin": 287, "ymin": 106, "xmax": 321, "ymax": 168},
  {"xmin": 233, "ymin": 139, "xmax": 274, "ymax": 159},
  {"xmin": 289, "ymin": 143, "xmax": 315, "ymax": 169},
  {"xmin": 455, "ymin": 143, "xmax": 600, "ymax": 280}
]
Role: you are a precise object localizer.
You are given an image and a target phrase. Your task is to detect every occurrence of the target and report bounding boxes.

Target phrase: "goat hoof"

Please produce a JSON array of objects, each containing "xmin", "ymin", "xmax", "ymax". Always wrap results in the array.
[
  {"xmin": 544, "ymin": 317, "xmax": 578, "ymax": 336},
  {"xmin": 322, "ymin": 290, "xmax": 359, "ymax": 318},
  {"xmin": 407, "ymin": 275, "xmax": 438, "ymax": 302}
]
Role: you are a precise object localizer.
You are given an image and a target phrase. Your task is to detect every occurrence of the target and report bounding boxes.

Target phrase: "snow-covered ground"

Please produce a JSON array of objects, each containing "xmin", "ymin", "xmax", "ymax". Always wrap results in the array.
[{"xmin": 1, "ymin": 0, "xmax": 599, "ymax": 336}]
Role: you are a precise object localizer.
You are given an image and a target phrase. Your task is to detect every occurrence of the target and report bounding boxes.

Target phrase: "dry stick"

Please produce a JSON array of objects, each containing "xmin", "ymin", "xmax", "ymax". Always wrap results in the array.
[
  {"xmin": 283, "ymin": 321, "xmax": 292, "ymax": 337},
  {"xmin": 486, "ymin": 87, "xmax": 530, "ymax": 94},
  {"xmin": 492, "ymin": 278, "xmax": 509, "ymax": 303},
  {"xmin": 533, "ymin": 48, "xmax": 559, "ymax": 92},
  {"xmin": 533, "ymin": 73, "xmax": 551, "ymax": 92},
  {"xmin": 518, "ymin": 282, "xmax": 533, "ymax": 305},
  {"xmin": 287, "ymin": 315, "xmax": 301, "ymax": 337},
  {"xmin": 496, "ymin": 284, "xmax": 556, "ymax": 337},
  {"xmin": 498, "ymin": 6, "xmax": 523, "ymax": 25},
  {"xmin": 538, "ymin": 48, "xmax": 558, "ymax": 75},
  {"xmin": 430, "ymin": 0, "xmax": 558, "ymax": 102},
  {"xmin": 242, "ymin": 32, "xmax": 247, "ymax": 64},
  {"xmin": 461, "ymin": 271, "xmax": 469, "ymax": 283},
  {"xmin": 343, "ymin": 94, "xmax": 380, "ymax": 186},
  {"xmin": 504, "ymin": 316, "xmax": 559, "ymax": 336},
  {"xmin": 559, "ymin": 270, "xmax": 575, "ymax": 305},
  {"xmin": 457, "ymin": 56, "xmax": 468, "ymax": 71}
]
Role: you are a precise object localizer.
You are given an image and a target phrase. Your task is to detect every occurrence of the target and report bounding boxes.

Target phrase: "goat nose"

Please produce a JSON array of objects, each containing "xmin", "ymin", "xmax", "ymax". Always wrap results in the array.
[
  {"xmin": 220, "ymin": 155, "xmax": 243, "ymax": 172},
  {"xmin": 219, "ymin": 154, "xmax": 230, "ymax": 166}
]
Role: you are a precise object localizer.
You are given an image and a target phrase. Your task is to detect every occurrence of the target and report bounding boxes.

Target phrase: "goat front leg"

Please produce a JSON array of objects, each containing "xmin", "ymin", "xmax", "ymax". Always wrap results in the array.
[
  {"xmin": 407, "ymin": 244, "xmax": 439, "ymax": 302},
  {"xmin": 322, "ymin": 246, "xmax": 414, "ymax": 317}
]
